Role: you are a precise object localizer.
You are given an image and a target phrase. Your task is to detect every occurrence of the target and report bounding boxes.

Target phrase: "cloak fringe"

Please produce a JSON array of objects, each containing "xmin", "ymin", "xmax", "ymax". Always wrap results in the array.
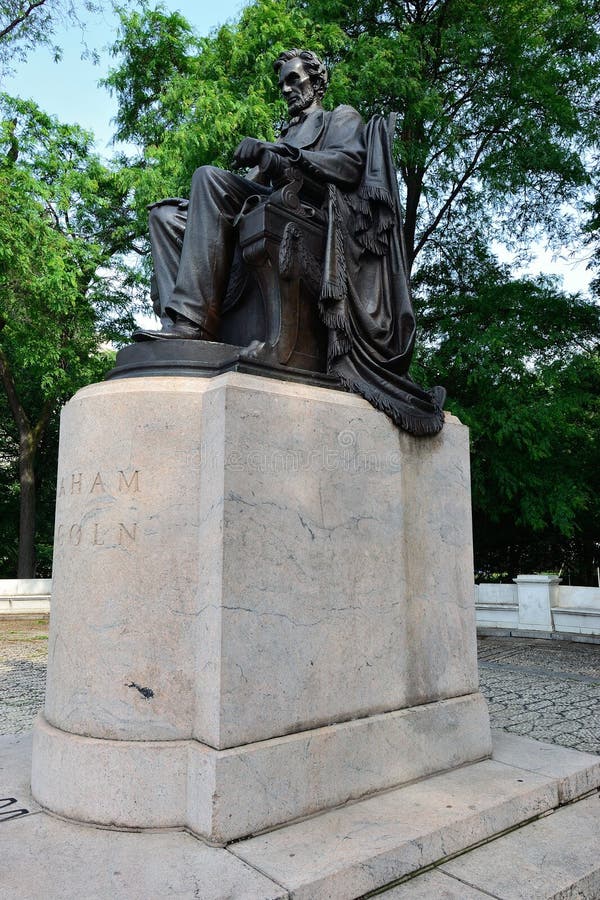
[
  {"xmin": 319, "ymin": 183, "xmax": 350, "ymax": 306},
  {"xmin": 318, "ymin": 304, "xmax": 350, "ymax": 333},
  {"xmin": 353, "ymin": 209, "xmax": 395, "ymax": 230},
  {"xmin": 334, "ymin": 372, "xmax": 445, "ymax": 436},
  {"xmin": 358, "ymin": 234, "xmax": 390, "ymax": 256},
  {"xmin": 360, "ymin": 183, "xmax": 395, "ymax": 208},
  {"xmin": 327, "ymin": 331, "xmax": 352, "ymax": 363},
  {"xmin": 316, "ymin": 115, "xmax": 445, "ymax": 437},
  {"xmin": 320, "ymin": 281, "xmax": 347, "ymax": 303},
  {"xmin": 347, "ymin": 197, "xmax": 371, "ymax": 215},
  {"xmin": 349, "ymin": 191, "xmax": 396, "ymax": 256}
]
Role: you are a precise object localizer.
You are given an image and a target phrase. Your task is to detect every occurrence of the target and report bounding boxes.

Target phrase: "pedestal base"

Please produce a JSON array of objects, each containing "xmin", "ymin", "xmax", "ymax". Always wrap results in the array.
[
  {"xmin": 32, "ymin": 373, "xmax": 490, "ymax": 842},
  {"xmin": 7, "ymin": 731, "xmax": 600, "ymax": 899},
  {"xmin": 33, "ymin": 692, "xmax": 490, "ymax": 843}
]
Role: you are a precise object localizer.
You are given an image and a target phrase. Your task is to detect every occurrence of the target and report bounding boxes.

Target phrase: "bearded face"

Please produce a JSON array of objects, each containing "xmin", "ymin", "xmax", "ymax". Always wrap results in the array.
[{"xmin": 278, "ymin": 58, "xmax": 317, "ymax": 116}]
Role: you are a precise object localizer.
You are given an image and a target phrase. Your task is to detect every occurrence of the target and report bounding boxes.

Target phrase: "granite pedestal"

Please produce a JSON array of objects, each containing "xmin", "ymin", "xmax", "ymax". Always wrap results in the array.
[{"xmin": 31, "ymin": 373, "xmax": 491, "ymax": 844}]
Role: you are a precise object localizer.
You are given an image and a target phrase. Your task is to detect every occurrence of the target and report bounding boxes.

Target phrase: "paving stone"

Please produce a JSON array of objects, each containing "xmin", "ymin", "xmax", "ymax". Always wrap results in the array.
[
  {"xmin": 477, "ymin": 636, "xmax": 600, "ymax": 678},
  {"xmin": 492, "ymin": 730, "xmax": 600, "ymax": 803},
  {"xmin": 479, "ymin": 664, "xmax": 600, "ymax": 755},
  {"xmin": 0, "ymin": 620, "xmax": 47, "ymax": 736},
  {"xmin": 2, "ymin": 811, "xmax": 289, "ymax": 900},
  {"xmin": 3, "ymin": 718, "xmax": 600, "ymax": 900},
  {"xmin": 0, "ymin": 731, "xmax": 40, "ymax": 816},
  {"xmin": 477, "ymin": 636, "xmax": 600, "ymax": 756}
]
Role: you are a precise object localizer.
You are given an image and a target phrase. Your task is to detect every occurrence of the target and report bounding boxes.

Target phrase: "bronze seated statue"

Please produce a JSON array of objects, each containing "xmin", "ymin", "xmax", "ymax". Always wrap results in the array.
[{"xmin": 122, "ymin": 49, "xmax": 445, "ymax": 436}]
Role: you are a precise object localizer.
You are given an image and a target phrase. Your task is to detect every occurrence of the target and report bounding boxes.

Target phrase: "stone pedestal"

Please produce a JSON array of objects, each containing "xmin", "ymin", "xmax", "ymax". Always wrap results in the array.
[
  {"xmin": 31, "ymin": 373, "xmax": 491, "ymax": 844},
  {"xmin": 515, "ymin": 574, "xmax": 561, "ymax": 632}
]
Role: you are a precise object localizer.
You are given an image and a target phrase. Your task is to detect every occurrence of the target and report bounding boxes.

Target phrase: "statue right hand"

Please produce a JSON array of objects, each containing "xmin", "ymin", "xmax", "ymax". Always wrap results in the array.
[
  {"xmin": 258, "ymin": 149, "xmax": 289, "ymax": 181},
  {"xmin": 233, "ymin": 138, "xmax": 284, "ymax": 168}
]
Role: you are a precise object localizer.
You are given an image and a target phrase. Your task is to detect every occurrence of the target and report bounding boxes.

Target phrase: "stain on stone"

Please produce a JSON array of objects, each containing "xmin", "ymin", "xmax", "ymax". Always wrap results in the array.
[{"xmin": 127, "ymin": 681, "xmax": 154, "ymax": 700}]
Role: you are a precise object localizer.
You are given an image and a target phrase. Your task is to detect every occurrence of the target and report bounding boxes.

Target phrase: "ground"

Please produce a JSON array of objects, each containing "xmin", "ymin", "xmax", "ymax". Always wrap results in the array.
[
  {"xmin": 1, "ymin": 618, "xmax": 599, "ymax": 754},
  {"xmin": 478, "ymin": 634, "xmax": 600, "ymax": 754},
  {"xmin": 0, "ymin": 618, "xmax": 48, "ymax": 735}
]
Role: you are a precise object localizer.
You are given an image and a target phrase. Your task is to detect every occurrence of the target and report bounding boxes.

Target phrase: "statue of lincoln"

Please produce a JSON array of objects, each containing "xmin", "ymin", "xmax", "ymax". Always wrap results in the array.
[{"xmin": 134, "ymin": 49, "xmax": 445, "ymax": 435}]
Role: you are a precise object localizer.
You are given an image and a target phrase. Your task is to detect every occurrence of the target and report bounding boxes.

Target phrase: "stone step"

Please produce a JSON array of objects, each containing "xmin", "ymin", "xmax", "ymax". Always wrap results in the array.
[
  {"xmin": 2, "ymin": 730, "xmax": 599, "ymax": 899},
  {"xmin": 384, "ymin": 793, "xmax": 600, "ymax": 899},
  {"xmin": 230, "ymin": 732, "xmax": 600, "ymax": 899}
]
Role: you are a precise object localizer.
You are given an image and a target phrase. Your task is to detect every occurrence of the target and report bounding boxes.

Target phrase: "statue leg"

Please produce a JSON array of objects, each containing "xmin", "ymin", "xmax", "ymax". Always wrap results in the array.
[
  {"xmin": 166, "ymin": 166, "xmax": 270, "ymax": 337},
  {"xmin": 148, "ymin": 201, "xmax": 188, "ymax": 324}
]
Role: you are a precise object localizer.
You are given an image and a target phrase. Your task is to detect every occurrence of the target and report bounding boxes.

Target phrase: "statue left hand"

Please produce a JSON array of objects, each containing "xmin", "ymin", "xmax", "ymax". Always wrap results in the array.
[{"xmin": 233, "ymin": 138, "xmax": 283, "ymax": 168}]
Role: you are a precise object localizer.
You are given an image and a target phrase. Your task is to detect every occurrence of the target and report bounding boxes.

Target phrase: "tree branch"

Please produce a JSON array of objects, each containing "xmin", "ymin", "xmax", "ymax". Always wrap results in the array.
[
  {"xmin": 413, "ymin": 131, "xmax": 497, "ymax": 259},
  {"xmin": 31, "ymin": 394, "xmax": 55, "ymax": 449},
  {"xmin": 0, "ymin": 0, "xmax": 48, "ymax": 40},
  {"xmin": 44, "ymin": 200, "xmax": 61, "ymax": 228}
]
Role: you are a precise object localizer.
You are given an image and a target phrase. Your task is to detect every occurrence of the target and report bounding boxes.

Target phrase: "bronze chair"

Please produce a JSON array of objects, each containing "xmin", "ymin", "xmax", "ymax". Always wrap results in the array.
[
  {"xmin": 216, "ymin": 152, "xmax": 329, "ymax": 372},
  {"xmin": 216, "ymin": 114, "xmax": 400, "ymax": 374}
]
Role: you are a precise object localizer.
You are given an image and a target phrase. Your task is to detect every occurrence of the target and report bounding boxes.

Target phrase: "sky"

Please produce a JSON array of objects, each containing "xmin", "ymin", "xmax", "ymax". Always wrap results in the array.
[
  {"xmin": 3, "ymin": 0, "xmax": 248, "ymax": 152},
  {"xmin": 2, "ymin": 0, "xmax": 594, "ymax": 294}
]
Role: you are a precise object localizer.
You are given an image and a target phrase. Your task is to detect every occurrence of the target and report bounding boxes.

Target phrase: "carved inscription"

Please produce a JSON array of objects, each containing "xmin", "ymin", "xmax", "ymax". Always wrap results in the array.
[
  {"xmin": 56, "ymin": 521, "xmax": 138, "ymax": 548},
  {"xmin": 58, "ymin": 469, "xmax": 141, "ymax": 497},
  {"xmin": 56, "ymin": 469, "xmax": 141, "ymax": 549}
]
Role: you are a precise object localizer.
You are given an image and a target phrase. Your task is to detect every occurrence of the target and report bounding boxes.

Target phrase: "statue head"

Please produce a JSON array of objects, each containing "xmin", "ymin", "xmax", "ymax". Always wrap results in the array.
[{"xmin": 273, "ymin": 49, "xmax": 328, "ymax": 116}]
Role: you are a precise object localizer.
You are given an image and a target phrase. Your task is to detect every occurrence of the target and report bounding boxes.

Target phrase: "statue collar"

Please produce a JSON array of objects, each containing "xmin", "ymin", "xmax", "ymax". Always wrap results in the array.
[{"xmin": 279, "ymin": 108, "xmax": 325, "ymax": 149}]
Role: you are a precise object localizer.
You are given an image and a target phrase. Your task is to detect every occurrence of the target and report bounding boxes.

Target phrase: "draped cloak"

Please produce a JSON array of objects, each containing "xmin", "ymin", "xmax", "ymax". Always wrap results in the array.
[
  {"xmin": 250, "ymin": 105, "xmax": 446, "ymax": 434},
  {"xmin": 317, "ymin": 115, "xmax": 445, "ymax": 435}
]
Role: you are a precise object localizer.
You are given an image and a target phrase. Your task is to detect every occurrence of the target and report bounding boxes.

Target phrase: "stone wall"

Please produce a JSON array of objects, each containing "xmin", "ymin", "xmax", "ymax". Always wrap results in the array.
[
  {"xmin": 475, "ymin": 577, "xmax": 600, "ymax": 637},
  {"xmin": 0, "ymin": 580, "xmax": 51, "ymax": 615}
]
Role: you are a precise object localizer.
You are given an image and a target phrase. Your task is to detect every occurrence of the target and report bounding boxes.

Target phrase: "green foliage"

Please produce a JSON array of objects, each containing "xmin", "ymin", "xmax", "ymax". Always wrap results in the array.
[
  {"xmin": 413, "ymin": 241, "xmax": 600, "ymax": 582},
  {"xmin": 0, "ymin": 93, "xmax": 136, "ymax": 575},
  {"xmin": 586, "ymin": 188, "xmax": 600, "ymax": 302},
  {"xmin": 105, "ymin": 3, "xmax": 199, "ymax": 148},
  {"xmin": 103, "ymin": 0, "xmax": 347, "ymax": 212},
  {"xmin": 0, "ymin": 94, "xmax": 137, "ymax": 384},
  {"xmin": 299, "ymin": 0, "xmax": 600, "ymax": 264},
  {"xmin": 100, "ymin": 0, "xmax": 600, "ymax": 581},
  {"xmin": 3, "ymin": 0, "xmax": 597, "ymax": 579},
  {"xmin": 0, "ymin": 389, "xmax": 20, "ymax": 574},
  {"xmin": 105, "ymin": 0, "xmax": 600, "ymax": 270}
]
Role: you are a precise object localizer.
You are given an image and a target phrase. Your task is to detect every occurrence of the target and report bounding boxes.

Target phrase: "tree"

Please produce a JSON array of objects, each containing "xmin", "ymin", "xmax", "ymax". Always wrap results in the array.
[
  {"xmin": 103, "ymin": 0, "xmax": 600, "ymax": 581},
  {"xmin": 0, "ymin": 94, "xmax": 139, "ymax": 576},
  {"xmin": 103, "ymin": 0, "xmax": 345, "ymax": 216},
  {"xmin": 412, "ymin": 240, "xmax": 600, "ymax": 582},
  {"xmin": 303, "ymin": 0, "xmax": 600, "ymax": 268}
]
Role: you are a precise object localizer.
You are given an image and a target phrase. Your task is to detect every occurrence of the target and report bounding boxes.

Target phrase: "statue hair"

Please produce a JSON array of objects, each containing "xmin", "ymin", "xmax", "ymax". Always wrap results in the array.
[{"xmin": 273, "ymin": 49, "xmax": 328, "ymax": 99}]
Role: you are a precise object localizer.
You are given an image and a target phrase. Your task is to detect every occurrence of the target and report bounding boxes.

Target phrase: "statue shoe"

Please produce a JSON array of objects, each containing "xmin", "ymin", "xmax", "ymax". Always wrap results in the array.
[{"xmin": 132, "ymin": 317, "xmax": 205, "ymax": 342}]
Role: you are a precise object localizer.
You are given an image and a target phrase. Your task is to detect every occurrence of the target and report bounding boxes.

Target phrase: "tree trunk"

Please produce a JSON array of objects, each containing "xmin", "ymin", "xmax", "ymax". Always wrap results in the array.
[
  {"xmin": 17, "ymin": 430, "xmax": 37, "ymax": 578},
  {"xmin": 402, "ymin": 169, "xmax": 423, "ymax": 275},
  {"xmin": 0, "ymin": 347, "xmax": 55, "ymax": 578}
]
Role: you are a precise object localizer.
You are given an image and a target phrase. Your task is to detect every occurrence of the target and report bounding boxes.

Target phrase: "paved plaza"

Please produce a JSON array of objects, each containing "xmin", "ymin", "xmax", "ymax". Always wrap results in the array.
[
  {"xmin": 0, "ymin": 618, "xmax": 48, "ymax": 736},
  {"xmin": 1, "ymin": 619, "xmax": 599, "ymax": 754},
  {"xmin": 478, "ymin": 634, "xmax": 600, "ymax": 755}
]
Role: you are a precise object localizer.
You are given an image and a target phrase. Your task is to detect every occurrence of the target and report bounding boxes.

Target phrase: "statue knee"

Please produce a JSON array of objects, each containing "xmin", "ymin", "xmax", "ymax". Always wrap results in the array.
[
  {"xmin": 148, "ymin": 203, "xmax": 180, "ymax": 228},
  {"xmin": 191, "ymin": 165, "xmax": 232, "ymax": 196},
  {"xmin": 192, "ymin": 164, "xmax": 218, "ymax": 183}
]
